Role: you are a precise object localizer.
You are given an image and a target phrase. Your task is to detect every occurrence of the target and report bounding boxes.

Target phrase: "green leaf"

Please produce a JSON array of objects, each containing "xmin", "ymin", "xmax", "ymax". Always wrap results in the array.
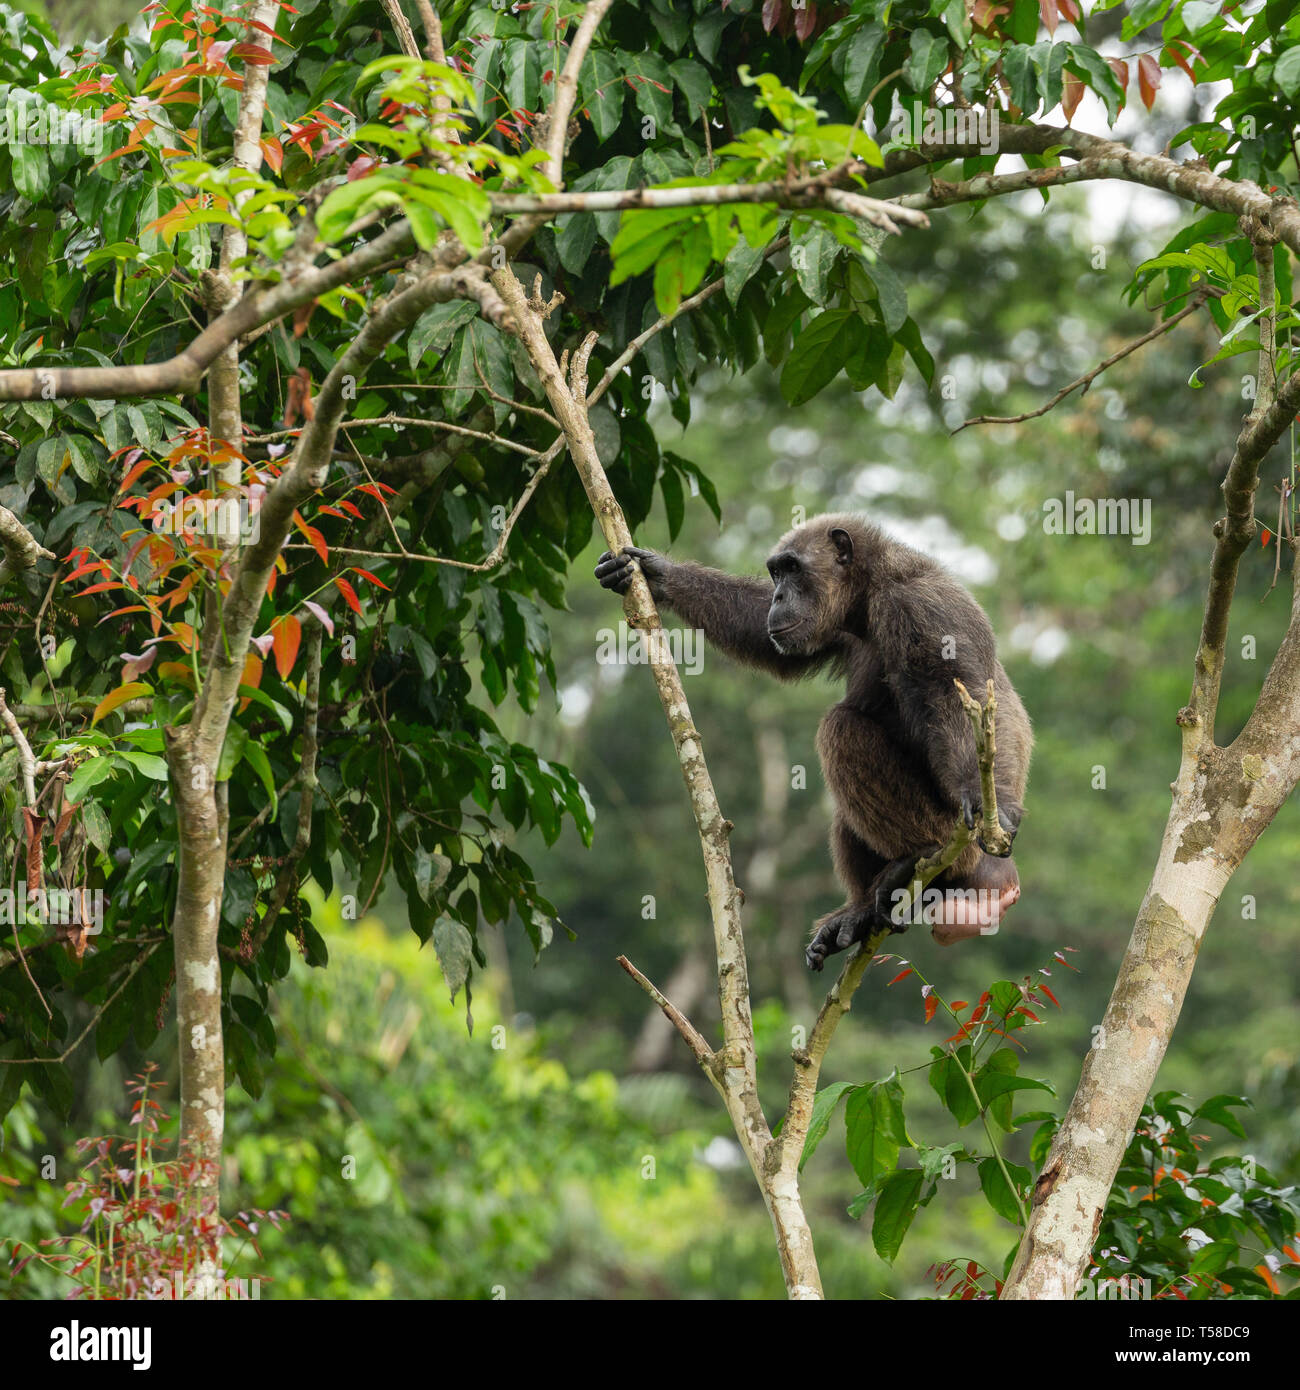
[
  {"xmin": 871, "ymin": 1168, "xmax": 925, "ymax": 1262},
  {"xmin": 978, "ymin": 1157, "xmax": 1030, "ymax": 1225},
  {"xmin": 839, "ymin": 22, "xmax": 885, "ymax": 108},
  {"xmin": 651, "ymin": 219, "xmax": 712, "ymax": 314},
  {"xmin": 216, "ymin": 723, "xmax": 248, "ymax": 782},
  {"xmin": 1194, "ymin": 1094, "xmax": 1251, "ymax": 1139},
  {"xmin": 724, "ymin": 233, "xmax": 767, "ymax": 305},
  {"xmin": 845, "ymin": 1073, "xmax": 908, "ymax": 1187},
  {"xmin": 11, "ymin": 142, "xmax": 50, "ymax": 201},
  {"xmin": 1002, "ymin": 44, "xmax": 1038, "ymax": 114},
  {"xmin": 81, "ymin": 800, "xmax": 112, "ymax": 854},
  {"xmin": 903, "ymin": 29, "xmax": 949, "ymax": 96},
  {"xmin": 584, "ymin": 50, "xmax": 624, "ymax": 142},
  {"xmin": 242, "ymin": 742, "xmax": 278, "ymax": 820},
  {"xmin": 432, "ymin": 913, "xmax": 473, "ymax": 1001},
  {"xmin": 669, "ymin": 57, "xmax": 711, "ymax": 118},
  {"xmin": 1276, "ymin": 47, "xmax": 1300, "ymax": 99},
  {"xmin": 1066, "ymin": 44, "xmax": 1125, "ymax": 123},
  {"xmin": 897, "ymin": 317, "xmax": 935, "ymax": 386},
  {"xmin": 556, "ymin": 211, "xmax": 598, "ymax": 275},
  {"xmin": 863, "ymin": 258, "xmax": 908, "ymax": 335},
  {"xmin": 408, "ymin": 300, "xmax": 478, "ymax": 368},
  {"xmin": 118, "ymin": 750, "xmax": 169, "ymax": 781},
  {"xmin": 791, "ymin": 222, "xmax": 838, "ymax": 305},
  {"xmin": 780, "ymin": 310, "xmax": 868, "ymax": 406},
  {"xmin": 65, "ymin": 754, "xmax": 115, "ymax": 802},
  {"xmin": 799, "ymin": 1081, "xmax": 857, "ymax": 1171},
  {"xmin": 930, "ymin": 1045, "xmax": 980, "ymax": 1126}
]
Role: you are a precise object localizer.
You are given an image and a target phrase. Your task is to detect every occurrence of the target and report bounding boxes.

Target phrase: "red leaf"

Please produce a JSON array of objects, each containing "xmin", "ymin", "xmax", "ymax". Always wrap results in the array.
[
  {"xmin": 1040, "ymin": 984, "xmax": 1061, "ymax": 1008},
  {"xmin": 924, "ymin": 994, "xmax": 939, "ymax": 1023},
  {"xmin": 887, "ymin": 967, "xmax": 914, "ymax": 986},
  {"xmin": 1261, "ymin": 527, "xmax": 1272, "ymax": 547},
  {"xmin": 1138, "ymin": 54, "xmax": 1161, "ymax": 111},
  {"xmin": 1165, "ymin": 42, "xmax": 1201, "ymax": 84},
  {"xmin": 351, "ymin": 566, "xmax": 389, "ymax": 590},
  {"xmin": 270, "ymin": 613, "xmax": 301, "ymax": 681},
  {"xmin": 259, "ymin": 136, "xmax": 283, "ymax": 175},
  {"xmin": 1062, "ymin": 71, "xmax": 1085, "ymax": 121},
  {"xmin": 293, "ymin": 512, "xmax": 329, "ymax": 563},
  {"xmin": 761, "ymin": 0, "xmax": 782, "ymax": 34},
  {"xmin": 1105, "ymin": 56, "xmax": 1129, "ymax": 101},
  {"xmin": 334, "ymin": 576, "xmax": 362, "ymax": 615},
  {"xmin": 92, "ymin": 681, "xmax": 152, "ymax": 726},
  {"xmin": 230, "ymin": 42, "xmax": 276, "ymax": 64},
  {"xmin": 794, "ymin": 1, "xmax": 817, "ymax": 42}
]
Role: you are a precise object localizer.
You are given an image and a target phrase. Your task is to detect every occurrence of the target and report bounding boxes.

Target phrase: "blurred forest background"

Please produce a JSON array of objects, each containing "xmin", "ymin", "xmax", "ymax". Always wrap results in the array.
[{"xmin": 4, "ymin": 0, "xmax": 1299, "ymax": 1299}]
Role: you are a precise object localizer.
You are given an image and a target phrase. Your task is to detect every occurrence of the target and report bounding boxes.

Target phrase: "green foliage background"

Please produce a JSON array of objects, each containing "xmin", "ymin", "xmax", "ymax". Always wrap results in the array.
[{"xmin": 2, "ymin": 0, "xmax": 1300, "ymax": 1299}]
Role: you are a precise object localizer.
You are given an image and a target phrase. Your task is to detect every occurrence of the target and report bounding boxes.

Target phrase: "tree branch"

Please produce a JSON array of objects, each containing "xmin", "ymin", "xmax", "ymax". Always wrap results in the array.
[
  {"xmin": 0, "ymin": 506, "xmax": 55, "ymax": 588},
  {"xmin": 954, "ymin": 293, "xmax": 1211, "ymax": 433}
]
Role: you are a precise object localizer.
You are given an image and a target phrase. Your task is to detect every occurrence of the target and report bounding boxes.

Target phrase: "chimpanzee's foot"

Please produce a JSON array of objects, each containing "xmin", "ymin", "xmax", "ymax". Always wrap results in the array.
[{"xmin": 807, "ymin": 904, "xmax": 883, "ymax": 972}]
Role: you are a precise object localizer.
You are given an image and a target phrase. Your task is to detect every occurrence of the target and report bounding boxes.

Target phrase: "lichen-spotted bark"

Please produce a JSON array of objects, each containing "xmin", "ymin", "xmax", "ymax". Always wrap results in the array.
[{"xmin": 163, "ymin": 733, "xmax": 229, "ymax": 1207}]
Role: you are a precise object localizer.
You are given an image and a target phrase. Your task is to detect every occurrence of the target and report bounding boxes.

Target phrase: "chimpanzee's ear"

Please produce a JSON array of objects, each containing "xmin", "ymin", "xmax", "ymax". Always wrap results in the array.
[{"xmin": 829, "ymin": 527, "xmax": 853, "ymax": 565}]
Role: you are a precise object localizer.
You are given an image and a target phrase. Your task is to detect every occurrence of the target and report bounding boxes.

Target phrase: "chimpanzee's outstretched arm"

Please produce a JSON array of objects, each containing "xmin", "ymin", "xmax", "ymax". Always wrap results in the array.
[{"xmin": 594, "ymin": 547, "xmax": 826, "ymax": 679}]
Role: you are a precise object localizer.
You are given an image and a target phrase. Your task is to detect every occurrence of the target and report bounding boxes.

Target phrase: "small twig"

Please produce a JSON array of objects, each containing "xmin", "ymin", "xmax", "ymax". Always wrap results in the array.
[
  {"xmin": 341, "ymin": 414, "xmax": 543, "ymax": 459},
  {"xmin": 954, "ymin": 294, "xmax": 1211, "ymax": 433},
  {"xmin": 378, "ymin": 0, "xmax": 420, "ymax": 59},
  {"xmin": 0, "ymin": 942, "xmax": 161, "ymax": 1066},
  {"xmin": 0, "ymin": 686, "xmax": 37, "ymax": 805},
  {"xmin": 587, "ymin": 236, "xmax": 791, "ymax": 408},
  {"xmin": 617, "ymin": 955, "xmax": 717, "ymax": 1076}
]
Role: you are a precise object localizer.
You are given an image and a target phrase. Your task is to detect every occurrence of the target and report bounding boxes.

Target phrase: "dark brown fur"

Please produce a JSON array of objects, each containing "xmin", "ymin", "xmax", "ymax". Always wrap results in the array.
[{"xmin": 595, "ymin": 514, "xmax": 1032, "ymax": 969}]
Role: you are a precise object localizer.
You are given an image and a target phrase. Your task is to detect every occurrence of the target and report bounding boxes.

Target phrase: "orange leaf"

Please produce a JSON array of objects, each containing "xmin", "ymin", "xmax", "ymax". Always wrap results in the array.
[
  {"xmin": 230, "ymin": 42, "xmax": 276, "ymax": 64},
  {"xmin": 1165, "ymin": 41, "xmax": 1200, "ymax": 84},
  {"xmin": 271, "ymin": 613, "xmax": 301, "ymax": 681},
  {"xmin": 351, "ymin": 566, "xmax": 389, "ymax": 590},
  {"xmin": 293, "ymin": 511, "xmax": 329, "ymax": 563},
  {"xmin": 156, "ymin": 662, "xmax": 195, "ymax": 687},
  {"xmin": 119, "ymin": 455, "xmax": 156, "ymax": 493},
  {"xmin": 92, "ymin": 681, "xmax": 152, "ymax": 726},
  {"xmin": 924, "ymin": 994, "xmax": 939, "ymax": 1023},
  {"xmin": 334, "ymin": 576, "xmax": 362, "ymax": 614},
  {"xmin": 1062, "ymin": 71, "xmax": 1084, "ymax": 121},
  {"xmin": 65, "ymin": 560, "xmax": 110, "ymax": 583},
  {"xmin": 1262, "ymin": 527, "xmax": 1272, "ymax": 547},
  {"xmin": 887, "ymin": 967, "xmax": 914, "ymax": 986},
  {"xmin": 1138, "ymin": 54, "xmax": 1161, "ymax": 110},
  {"xmin": 259, "ymin": 136, "xmax": 283, "ymax": 174},
  {"xmin": 238, "ymin": 650, "xmax": 263, "ymax": 713}
]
